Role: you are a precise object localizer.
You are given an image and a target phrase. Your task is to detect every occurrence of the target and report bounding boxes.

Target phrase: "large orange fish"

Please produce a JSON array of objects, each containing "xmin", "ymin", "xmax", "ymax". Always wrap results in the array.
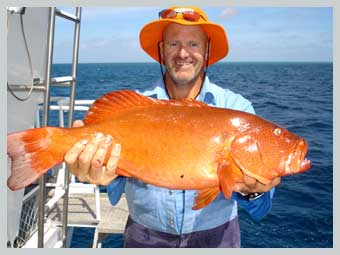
[{"xmin": 7, "ymin": 90, "xmax": 311, "ymax": 209}]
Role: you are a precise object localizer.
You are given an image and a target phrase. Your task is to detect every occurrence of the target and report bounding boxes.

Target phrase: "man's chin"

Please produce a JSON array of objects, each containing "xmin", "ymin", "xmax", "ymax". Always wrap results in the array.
[
  {"xmin": 172, "ymin": 78, "xmax": 195, "ymax": 85},
  {"xmin": 170, "ymin": 73, "xmax": 196, "ymax": 84}
]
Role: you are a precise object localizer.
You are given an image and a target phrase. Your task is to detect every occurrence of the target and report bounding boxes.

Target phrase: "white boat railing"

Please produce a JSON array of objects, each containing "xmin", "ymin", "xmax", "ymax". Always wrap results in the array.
[
  {"xmin": 36, "ymin": 97, "xmax": 94, "ymax": 128},
  {"xmin": 7, "ymin": 7, "xmax": 113, "ymax": 248},
  {"xmin": 36, "ymin": 97, "xmax": 100, "ymax": 221},
  {"xmin": 12, "ymin": 97, "xmax": 99, "ymax": 248}
]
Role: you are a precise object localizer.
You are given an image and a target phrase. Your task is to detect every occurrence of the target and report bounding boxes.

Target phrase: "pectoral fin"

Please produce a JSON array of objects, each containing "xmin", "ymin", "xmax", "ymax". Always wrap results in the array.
[
  {"xmin": 193, "ymin": 187, "xmax": 220, "ymax": 210},
  {"xmin": 217, "ymin": 158, "xmax": 243, "ymax": 200},
  {"xmin": 190, "ymin": 151, "xmax": 246, "ymax": 209}
]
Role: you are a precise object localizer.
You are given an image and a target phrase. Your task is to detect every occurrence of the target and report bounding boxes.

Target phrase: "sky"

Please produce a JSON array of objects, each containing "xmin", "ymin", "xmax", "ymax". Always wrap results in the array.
[{"xmin": 53, "ymin": 7, "xmax": 333, "ymax": 63}]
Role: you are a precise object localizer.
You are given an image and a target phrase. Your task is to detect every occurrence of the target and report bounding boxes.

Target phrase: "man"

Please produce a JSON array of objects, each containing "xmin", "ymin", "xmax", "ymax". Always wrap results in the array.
[{"xmin": 64, "ymin": 6, "xmax": 281, "ymax": 247}]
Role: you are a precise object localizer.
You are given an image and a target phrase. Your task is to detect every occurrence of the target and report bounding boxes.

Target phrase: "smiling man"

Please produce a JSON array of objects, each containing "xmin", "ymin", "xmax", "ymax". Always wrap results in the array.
[{"xmin": 65, "ymin": 6, "xmax": 281, "ymax": 247}]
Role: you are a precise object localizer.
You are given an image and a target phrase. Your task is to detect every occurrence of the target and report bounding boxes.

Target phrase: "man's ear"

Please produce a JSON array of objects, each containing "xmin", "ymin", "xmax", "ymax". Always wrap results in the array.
[
  {"xmin": 205, "ymin": 42, "xmax": 211, "ymax": 61},
  {"xmin": 159, "ymin": 41, "xmax": 164, "ymax": 63}
]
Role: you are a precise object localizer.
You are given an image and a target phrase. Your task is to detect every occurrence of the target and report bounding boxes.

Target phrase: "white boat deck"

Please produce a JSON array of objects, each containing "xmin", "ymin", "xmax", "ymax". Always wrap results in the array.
[{"xmin": 47, "ymin": 192, "xmax": 129, "ymax": 247}]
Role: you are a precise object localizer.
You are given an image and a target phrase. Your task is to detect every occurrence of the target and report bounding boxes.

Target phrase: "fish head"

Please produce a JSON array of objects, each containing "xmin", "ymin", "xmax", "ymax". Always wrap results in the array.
[{"xmin": 230, "ymin": 123, "xmax": 311, "ymax": 183}]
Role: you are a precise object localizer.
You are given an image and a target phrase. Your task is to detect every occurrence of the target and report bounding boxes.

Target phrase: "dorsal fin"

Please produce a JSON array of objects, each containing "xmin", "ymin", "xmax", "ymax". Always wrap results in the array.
[{"xmin": 84, "ymin": 90, "xmax": 208, "ymax": 124}]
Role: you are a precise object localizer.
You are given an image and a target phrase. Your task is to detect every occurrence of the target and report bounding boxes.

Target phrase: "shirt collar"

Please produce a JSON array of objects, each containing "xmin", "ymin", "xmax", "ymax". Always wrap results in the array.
[
  {"xmin": 196, "ymin": 76, "xmax": 212, "ymax": 102},
  {"xmin": 156, "ymin": 76, "xmax": 214, "ymax": 103}
]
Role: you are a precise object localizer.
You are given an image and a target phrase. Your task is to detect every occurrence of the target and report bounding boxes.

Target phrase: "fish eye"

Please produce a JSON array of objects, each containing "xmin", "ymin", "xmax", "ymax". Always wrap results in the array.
[{"xmin": 273, "ymin": 128, "xmax": 282, "ymax": 136}]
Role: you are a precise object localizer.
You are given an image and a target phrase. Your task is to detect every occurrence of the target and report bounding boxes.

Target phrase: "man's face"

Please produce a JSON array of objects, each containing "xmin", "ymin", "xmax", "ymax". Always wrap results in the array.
[{"xmin": 161, "ymin": 23, "xmax": 208, "ymax": 86}]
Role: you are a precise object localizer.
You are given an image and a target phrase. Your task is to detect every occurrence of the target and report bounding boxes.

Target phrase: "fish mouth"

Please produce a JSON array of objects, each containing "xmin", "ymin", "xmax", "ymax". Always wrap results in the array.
[
  {"xmin": 299, "ymin": 140, "xmax": 311, "ymax": 172},
  {"xmin": 293, "ymin": 139, "xmax": 311, "ymax": 173},
  {"xmin": 284, "ymin": 139, "xmax": 311, "ymax": 175}
]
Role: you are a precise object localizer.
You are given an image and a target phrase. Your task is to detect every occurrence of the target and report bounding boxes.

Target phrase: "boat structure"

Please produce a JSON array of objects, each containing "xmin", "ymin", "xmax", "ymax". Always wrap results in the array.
[{"xmin": 6, "ymin": 7, "xmax": 128, "ymax": 248}]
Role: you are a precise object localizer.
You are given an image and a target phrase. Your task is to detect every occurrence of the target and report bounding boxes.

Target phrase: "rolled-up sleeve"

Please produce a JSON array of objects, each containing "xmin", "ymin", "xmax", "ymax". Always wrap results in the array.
[
  {"xmin": 107, "ymin": 176, "xmax": 126, "ymax": 206},
  {"xmin": 233, "ymin": 188, "xmax": 276, "ymax": 221}
]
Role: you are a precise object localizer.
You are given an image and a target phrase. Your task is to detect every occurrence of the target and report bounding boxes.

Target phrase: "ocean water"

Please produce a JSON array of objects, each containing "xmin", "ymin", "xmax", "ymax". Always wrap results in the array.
[{"xmin": 51, "ymin": 62, "xmax": 333, "ymax": 248}]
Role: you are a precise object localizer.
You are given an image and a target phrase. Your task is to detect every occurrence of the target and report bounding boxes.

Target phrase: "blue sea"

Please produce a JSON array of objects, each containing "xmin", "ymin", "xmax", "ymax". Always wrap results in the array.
[{"xmin": 51, "ymin": 62, "xmax": 333, "ymax": 248}]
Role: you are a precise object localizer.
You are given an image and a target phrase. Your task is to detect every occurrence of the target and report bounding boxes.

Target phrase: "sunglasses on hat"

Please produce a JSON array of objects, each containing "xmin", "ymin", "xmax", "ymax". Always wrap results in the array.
[{"xmin": 158, "ymin": 9, "xmax": 206, "ymax": 22}]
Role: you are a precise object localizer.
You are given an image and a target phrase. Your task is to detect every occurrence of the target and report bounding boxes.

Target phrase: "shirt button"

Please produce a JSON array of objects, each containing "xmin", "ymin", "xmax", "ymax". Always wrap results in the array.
[
  {"xmin": 168, "ymin": 190, "xmax": 173, "ymax": 195},
  {"xmin": 168, "ymin": 219, "xmax": 174, "ymax": 225}
]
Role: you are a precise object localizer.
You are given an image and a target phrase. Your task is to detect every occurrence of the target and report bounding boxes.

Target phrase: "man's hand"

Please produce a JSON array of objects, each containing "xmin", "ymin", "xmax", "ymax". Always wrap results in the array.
[
  {"xmin": 64, "ymin": 120, "xmax": 121, "ymax": 186},
  {"xmin": 233, "ymin": 175, "xmax": 281, "ymax": 194}
]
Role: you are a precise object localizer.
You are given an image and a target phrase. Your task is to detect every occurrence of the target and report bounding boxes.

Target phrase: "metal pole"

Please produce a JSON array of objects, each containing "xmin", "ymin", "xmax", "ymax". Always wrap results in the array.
[
  {"xmin": 62, "ymin": 7, "xmax": 82, "ymax": 248},
  {"xmin": 38, "ymin": 7, "xmax": 56, "ymax": 248}
]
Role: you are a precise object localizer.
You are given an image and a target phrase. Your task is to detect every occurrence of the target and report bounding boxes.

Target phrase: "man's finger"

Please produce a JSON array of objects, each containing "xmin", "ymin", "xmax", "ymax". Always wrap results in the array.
[
  {"xmin": 106, "ymin": 143, "xmax": 121, "ymax": 174},
  {"xmin": 64, "ymin": 139, "xmax": 88, "ymax": 171},
  {"xmin": 78, "ymin": 132, "xmax": 104, "ymax": 177},
  {"xmin": 243, "ymin": 175, "xmax": 257, "ymax": 189},
  {"xmin": 233, "ymin": 183, "xmax": 244, "ymax": 193},
  {"xmin": 72, "ymin": 119, "xmax": 84, "ymax": 128},
  {"xmin": 268, "ymin": 177, "xmax": 281, "ymax": 189},
  {"xmin": 89, "ymin": 135, "xmax": 112, "ymax": 181}
]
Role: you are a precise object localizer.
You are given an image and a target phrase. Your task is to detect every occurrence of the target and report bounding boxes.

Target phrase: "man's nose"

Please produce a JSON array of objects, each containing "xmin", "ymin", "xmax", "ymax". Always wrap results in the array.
[{"xmin": 178, "ymin": 46, "xmax": 190, "ymax": 58}]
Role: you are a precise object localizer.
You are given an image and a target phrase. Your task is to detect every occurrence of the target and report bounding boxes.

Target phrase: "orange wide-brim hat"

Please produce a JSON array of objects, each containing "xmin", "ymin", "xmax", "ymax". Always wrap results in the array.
[{"xmin": 139, "ymin": 6, "xmax": 229, "ymax": 66}]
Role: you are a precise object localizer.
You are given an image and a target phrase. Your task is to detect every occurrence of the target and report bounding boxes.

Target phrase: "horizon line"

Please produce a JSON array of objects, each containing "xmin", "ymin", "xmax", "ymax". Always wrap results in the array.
[{"xmin": 53, "ymin": 60, "xmax": 333, "ymax": 64}]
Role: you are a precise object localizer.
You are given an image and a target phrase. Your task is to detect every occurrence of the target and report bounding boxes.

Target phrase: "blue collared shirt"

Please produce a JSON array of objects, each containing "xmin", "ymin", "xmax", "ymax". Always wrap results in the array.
[{"xmin": 107, "ymin": 76, "xmax": 275, "ymax": 235}]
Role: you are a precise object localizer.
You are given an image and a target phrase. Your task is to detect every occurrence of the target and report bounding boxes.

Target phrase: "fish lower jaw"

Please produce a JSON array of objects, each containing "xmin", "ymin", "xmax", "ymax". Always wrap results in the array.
[
  {"xmin": 284, "ymin": 157, "xmax": 311, "ymax": 175},
  {"xmin": 299, "ymin": 158, "xmax": 311, "ymax": 172}
]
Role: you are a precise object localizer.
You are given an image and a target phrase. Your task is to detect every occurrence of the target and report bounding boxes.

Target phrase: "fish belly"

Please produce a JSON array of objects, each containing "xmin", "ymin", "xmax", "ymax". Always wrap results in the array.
[{"xmin": 92, "ymin": 106, "xmax": 232, "ymax": 190}]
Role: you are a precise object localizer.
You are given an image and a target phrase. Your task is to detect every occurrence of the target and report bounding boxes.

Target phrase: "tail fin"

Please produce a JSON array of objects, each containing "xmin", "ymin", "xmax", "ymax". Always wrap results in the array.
[{"xmin": 7, "ymin": 127, "xmax": 65, "ymax": 191}]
